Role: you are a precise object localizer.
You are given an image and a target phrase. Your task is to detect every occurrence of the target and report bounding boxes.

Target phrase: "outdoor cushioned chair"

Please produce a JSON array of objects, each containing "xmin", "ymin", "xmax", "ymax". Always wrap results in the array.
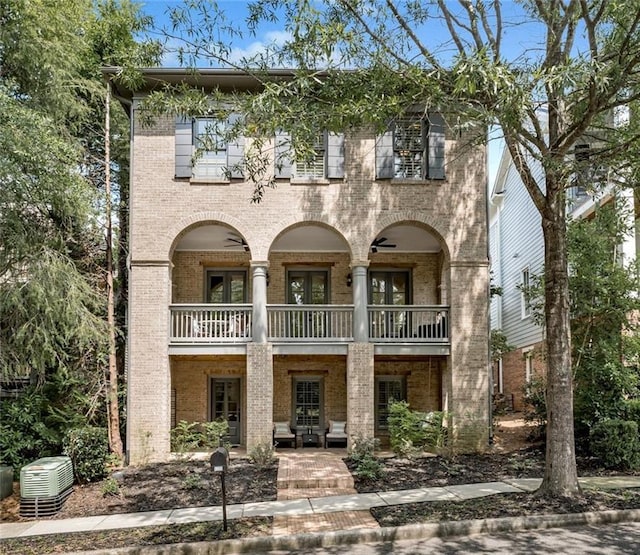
[
  {"xmin": 273, "ymin": 421, "xmax": 296, "ymax": 448},
  {"xmin": 324, "ymin": 420, "xmax": 348, "ymax": 448}
]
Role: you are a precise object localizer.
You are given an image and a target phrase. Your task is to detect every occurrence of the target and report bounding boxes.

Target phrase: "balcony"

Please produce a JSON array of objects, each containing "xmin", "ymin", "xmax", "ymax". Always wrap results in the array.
[{"xmin": 169, "ymin": 304, "xmax": 449, "ymax": 351}]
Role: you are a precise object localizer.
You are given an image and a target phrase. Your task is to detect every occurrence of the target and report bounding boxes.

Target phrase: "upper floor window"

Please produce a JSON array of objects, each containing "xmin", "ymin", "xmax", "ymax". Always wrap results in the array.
[
  {"xmin": 275, "ymin": 131, "xmax": 344, "ymax": 180},
  {"xmin": 376, "ymin": 112, "xmax": 446, "ymax": 180},
  {"xmin": 293, "ymin": 134, "xmax": 326, "ymax": 179},
  {"xmin": 194, "ymin": 118, "xmax": 228, "ymax": 180},
  {"xmin": 520, "ymin": 267, "xmax": 531, "ymax": 319},
  {"xmin": 175, "ymin": 115, "xmax": 244, "ymax": 181}
]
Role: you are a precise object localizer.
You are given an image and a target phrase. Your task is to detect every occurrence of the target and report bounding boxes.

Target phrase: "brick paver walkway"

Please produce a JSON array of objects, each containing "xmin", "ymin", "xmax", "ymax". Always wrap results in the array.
[{"xmin": 274, "ymin": 450, "xmax": 375, "ymax": 535}]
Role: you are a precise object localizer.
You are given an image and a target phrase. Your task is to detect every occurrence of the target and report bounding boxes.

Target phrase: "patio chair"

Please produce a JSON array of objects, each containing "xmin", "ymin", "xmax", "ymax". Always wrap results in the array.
[
  {"xmin": 324, "ymin": 420, "xmax": 348, "ymax": 448},
  {"xmin": 273, "ymin": 421, "xmax": 296, "ymax": 448}
]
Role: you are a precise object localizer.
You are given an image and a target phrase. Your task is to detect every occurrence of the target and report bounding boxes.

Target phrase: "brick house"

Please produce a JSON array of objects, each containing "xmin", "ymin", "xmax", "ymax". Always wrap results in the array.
[{"xmin": 108, "ymin": 69, "xmax": 490, "ymax": 464}]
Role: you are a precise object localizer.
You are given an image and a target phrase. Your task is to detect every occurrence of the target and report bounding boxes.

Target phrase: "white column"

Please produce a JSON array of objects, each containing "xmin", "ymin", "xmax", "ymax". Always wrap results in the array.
[
  {"xmin": 251, "ymin": 261, "xmax": 269, "ymax": 343},
  {"xmin": 351, "ymin": 262, "xmax": 369, "ymax": 342},
  {"xmin": 619, "ymin": 188, "xmax": 637, "ymax": 268}
]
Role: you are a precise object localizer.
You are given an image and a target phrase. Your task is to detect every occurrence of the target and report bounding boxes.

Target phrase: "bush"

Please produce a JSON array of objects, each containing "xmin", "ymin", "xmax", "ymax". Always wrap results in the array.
[
  {"xmin": 522, "ymin": 377, "xmax": 547, "ymax": 440},
  {"xmin": 0, "ymin": 390, "xmax": 60, "ymax": 477},
  {"xmin": 590, "ymin": 419, "xmax": 640, "ymax": 470},
  {"xmin": 387, "ymin": 400, "xmax": 447, "ymax": 457},
  {"xmin": 348, "ymin": 434, "xmax": 383, "ymax": 480},
  {"xmin": 63, "ymin": 426, "xmax": 109, "ymax": 483},
  {"xmin": 248, "ymin": 441, "xmax": 276, "ymax": 468},
  {"xmin": 171, "ymin": 420, "xmax": 231, "ymax": 456},
  {"xmin": 623, "ymin": 398, "xmax": 640, "ymax": 427}
]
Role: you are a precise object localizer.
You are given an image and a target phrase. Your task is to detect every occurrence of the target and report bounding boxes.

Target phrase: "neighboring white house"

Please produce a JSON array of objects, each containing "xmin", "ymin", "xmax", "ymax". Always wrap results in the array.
[{"xmin": 489, "ymin": 137, "xmax": 639, "ymax": 412}]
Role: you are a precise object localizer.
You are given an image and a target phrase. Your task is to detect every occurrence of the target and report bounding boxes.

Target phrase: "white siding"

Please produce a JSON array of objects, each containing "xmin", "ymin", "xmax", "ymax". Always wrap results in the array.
[{"xmin": 490, "ymin": 151, "xmax": 545, "ymax": 349}]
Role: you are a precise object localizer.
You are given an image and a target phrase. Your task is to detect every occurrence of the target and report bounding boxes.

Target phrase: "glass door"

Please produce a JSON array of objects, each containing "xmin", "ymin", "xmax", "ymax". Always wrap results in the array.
[
  {"xmin": 287, "ymin": 270, "xmax": 329, "ymax": 337},
  {"xmin": 206, "ymin": 270, "xmax": 247, "ymax": 303},
  {"xmin": 369, "ymin": 271, "xmax": 411, "ymax": 338},
  {"xmin": 211, "ymin": 378, "xmax": 241, "ymax": 445}
]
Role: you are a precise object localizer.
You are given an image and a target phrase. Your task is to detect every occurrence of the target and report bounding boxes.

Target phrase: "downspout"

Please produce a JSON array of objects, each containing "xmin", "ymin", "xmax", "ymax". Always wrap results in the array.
[{"xmin": 486, "ymin": 137, "xmax": 494, "ymax": 447}]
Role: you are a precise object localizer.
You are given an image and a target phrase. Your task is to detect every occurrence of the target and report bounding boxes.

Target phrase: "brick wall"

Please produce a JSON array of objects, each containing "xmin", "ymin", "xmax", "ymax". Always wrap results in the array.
[
  {"xmin": 499, "ymin": 341, "xmax": 546, "ymax": 412},
  {"xmin": 128, "ymin": 105, "xmax": 489, "ymax": 461}
]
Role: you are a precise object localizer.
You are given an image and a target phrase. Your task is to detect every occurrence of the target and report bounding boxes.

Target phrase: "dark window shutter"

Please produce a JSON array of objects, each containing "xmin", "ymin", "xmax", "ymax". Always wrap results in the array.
[
  {"xmin": 227, "ymin": 113, "xmax": 245, "ymax": 178},
  {"xmin": 275, "ymin": 130, "xmax": 292, "ymax": 178},
  {"xmin": 326, "ymin": 132, "xmax": 345, "ymax": 178},
  {"xmin": 376, "ymin": 128, "xmax": 394, "ymax": 179},
  {"xmin": 175, "ymin": 116, "xmax": 193, "ymax": 178},
  {"xmin": 428, "ymin": 113, "xmax": 446, "ymax": 180}
]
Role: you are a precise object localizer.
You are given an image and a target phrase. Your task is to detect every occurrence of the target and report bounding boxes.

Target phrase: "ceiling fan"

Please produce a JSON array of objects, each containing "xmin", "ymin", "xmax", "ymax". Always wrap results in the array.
[
  {"xmin": 371, "ymin": 237, "xmax": 397, "ymax": 253},
  {"xmin": 225, "ymin": 234, "xmax": 249, "ymax": 252}
]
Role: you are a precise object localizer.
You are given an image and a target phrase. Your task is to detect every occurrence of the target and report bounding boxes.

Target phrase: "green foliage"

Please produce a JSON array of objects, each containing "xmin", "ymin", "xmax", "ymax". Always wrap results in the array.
[
  {"xmin": 171, "ymin": 420, "xmax": 231, "ymax": 455},
  {"xmin": 63, "ymin": 426, "xmax": 110, "ymax": 484},
  {"xmin": 490, "ymin": 329, "xmax": 513, "ymax": 363},
  {"xmin": 182, "ymin": 473, "xmax": 204, "ymax": 490},
  {"xmin": 522, "ymin": 377, "xmax": 547, "ymax": 441},
  {"xmin": 623, "ymin": 399, "xmax": 640, "ymax": 426},
  {"xmin": 347, "ymin": 434, "xmax": 384, "ymax": 480},
  {"xmin": 590, "ymin": 420, "xmax": 640, "ymax": 470},
  {"xmin": 100, "ymin": 477, "xmax": 121, "ymax": 497},
  {"xmin": 569, "ymin": 204, "xmax": 640, "ymax": 440},
  {"xmin": 248, "ymin": 442, "xmax": 276, "ymax": 468},
  {"xmin": 0, "ymin": 390, "xmax": 61, "ymax": 477},
  {"xmin": 387, "ymin": 400, "xmax": 447, "ymax": 457},
  {"xmin": 200, "ymin": 420, "xmax": 230, "ymax": 450}
]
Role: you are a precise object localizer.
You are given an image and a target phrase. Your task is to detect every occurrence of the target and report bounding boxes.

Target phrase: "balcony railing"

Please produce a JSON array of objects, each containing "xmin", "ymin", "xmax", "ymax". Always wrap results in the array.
[
  {"xmin": 170, "ymin": 304, "xmax": 252, "ymax": 343},
  {"xmin": 267, "ymin": 305, "xmax": 353, "ymax": 342},
  {"xmin": 169, "ymin": 304, "xmax": 449, "ymax": 345},
  {"xmin": 368, "ymin": 305, "xmax": 449, "ymax": 342}
]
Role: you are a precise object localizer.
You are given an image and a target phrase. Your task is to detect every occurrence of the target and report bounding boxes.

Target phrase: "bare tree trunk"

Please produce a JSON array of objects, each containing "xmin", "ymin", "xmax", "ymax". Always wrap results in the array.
[
  {"xmin": 105, "ymin": 80, "xmax": 123, "ymax": 460},
  {"xmin": 538, "ymin": 178, "xmax": 580, "ymax": 497}
]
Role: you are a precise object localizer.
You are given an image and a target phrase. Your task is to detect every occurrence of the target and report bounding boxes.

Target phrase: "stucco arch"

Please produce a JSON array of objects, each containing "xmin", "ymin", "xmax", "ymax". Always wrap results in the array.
[
  {"xmin": 166, "ymin": 211, "xmax": 254, "ymax": 259},
  {"xmin": 267, "ymin": 214, "xmax": 353, "ymax": 258},
  {"xmin": 361, "ymin": 211, "xmax": 452, "ymax": 263}
]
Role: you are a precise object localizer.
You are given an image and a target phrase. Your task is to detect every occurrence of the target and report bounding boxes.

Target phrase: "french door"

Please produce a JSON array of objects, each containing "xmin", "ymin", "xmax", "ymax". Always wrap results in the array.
[
  {"xmin": 287, "ymin": 270, "xmax": 329, "ymax": 337},
  {"xmin": 211, "ymin": 378, "xmax": 241, "ymax": 445},
  {"xmin": 369, "ymin": 270, "xmax": 411, "ymax": 337}
]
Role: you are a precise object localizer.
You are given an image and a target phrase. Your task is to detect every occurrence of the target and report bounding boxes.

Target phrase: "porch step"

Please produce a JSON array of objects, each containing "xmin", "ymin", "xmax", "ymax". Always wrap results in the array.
[{"xmin": 276, "ymin": 451, "xmax": 355, "ymax": 491}]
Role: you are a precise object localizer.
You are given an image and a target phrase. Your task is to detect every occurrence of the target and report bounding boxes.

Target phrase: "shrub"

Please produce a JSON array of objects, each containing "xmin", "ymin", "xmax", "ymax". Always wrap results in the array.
[
  {"xmin": 182, "ymin": 473, "xmax": 204, "ymax": 490},
  {"xmin": 348, "ymin": 434, "xmax": 383, "ymax": 480},
  {"xmin": 170, "ymin": 421, "xmax": 200, "ymax": 455},
  {"xmin": 199, "ymin": 420, "xmax": 230, "ymax": 449},
  {"xmin": 522, "ymin": 377, "xmax": 547, "ymax": 440},
  {"xmin": 171, "ymin": 420, "xmax": 231, "ymax": 455},
  {"xmin": 623, "ymin": 398, "xmax": 640, "ymax": 427},
  {"xmin": 63, "ymin": 426, "xmax": 109, "ymax": 483},
  {"xmin": 590, "ymin": 419, "xmax": 640, "ymax": 470},
  {"xmin": 0, "ymin": 390, "xmax": 60, "ymax": 477},
  {"xmin": 387, "ymin": 400, "xmax": 447, "ymax": 457},
  {"xmin": 248, "ymin": 441, "xmax": 276, "ymax": 468},
  {"xmin": 100, "ymin": 477, "xmax": 120, "ymax": 497}
]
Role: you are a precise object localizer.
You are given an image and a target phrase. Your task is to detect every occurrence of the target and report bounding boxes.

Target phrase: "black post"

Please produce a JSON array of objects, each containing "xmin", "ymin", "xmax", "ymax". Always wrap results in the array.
[{"xmin": 220, "ymin": 472, "xmax": 227, "ymax": 532}]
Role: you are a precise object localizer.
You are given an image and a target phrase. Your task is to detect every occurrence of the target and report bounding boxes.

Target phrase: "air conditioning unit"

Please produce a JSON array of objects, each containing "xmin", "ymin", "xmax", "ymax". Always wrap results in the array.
[{"xmin": 20, "ymin": 456, "xmax": 74, "ymax": 517}]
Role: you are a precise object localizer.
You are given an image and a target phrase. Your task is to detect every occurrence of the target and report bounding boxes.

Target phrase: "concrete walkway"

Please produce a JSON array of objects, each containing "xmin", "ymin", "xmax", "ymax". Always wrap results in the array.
[{"xmin": 3, "ymin": 475, "xmax": 640, "ymax": 540}]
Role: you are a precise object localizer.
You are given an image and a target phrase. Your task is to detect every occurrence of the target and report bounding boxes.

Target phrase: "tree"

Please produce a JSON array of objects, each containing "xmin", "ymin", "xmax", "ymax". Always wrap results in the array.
[
  {"xmin": 0, "ymin": 0, "xmax": 160, "ymax": 461},
  {"xmin": 569, "ymin": 202, "xmax": 640, "ymax": 441},
  {"xmin": 150, "ymin": 0, "xmax": 640, "ymax": 497}
]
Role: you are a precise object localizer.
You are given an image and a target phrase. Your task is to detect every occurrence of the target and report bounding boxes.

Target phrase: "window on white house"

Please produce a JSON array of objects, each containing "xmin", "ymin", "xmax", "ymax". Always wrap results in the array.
[
  {"xmin": 524, "ymin": 351, "xmax": 533, "ymax": 383},
  {"xmin": 521, "ymin": 267, "xmax": 531, "ymax": 318}
]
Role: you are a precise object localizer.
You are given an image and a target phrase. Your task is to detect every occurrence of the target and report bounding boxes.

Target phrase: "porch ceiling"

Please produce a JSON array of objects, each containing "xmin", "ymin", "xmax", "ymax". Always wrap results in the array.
[{"xmin": 174, "ymin": 223, "xmax": 442, "ymax": 253}]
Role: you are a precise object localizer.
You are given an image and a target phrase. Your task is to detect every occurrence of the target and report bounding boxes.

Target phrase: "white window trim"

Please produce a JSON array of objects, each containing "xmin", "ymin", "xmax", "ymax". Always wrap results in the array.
[
  {"xmin": 520, "ymin": 266, "xmax": 531, "ymax": 319},
  {"xmin": 523, "ymin": 347, "xmax": 534, "ymax": 383}
]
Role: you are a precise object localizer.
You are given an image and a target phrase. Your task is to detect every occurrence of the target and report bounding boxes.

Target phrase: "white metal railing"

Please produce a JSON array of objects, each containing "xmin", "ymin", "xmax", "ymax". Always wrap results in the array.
[
  {"xmin": 368, "ymin": 305, "xmax": 449, "ymax": 342},
  {"xmin": 267, "ymin": 305, "xmax": 353, "ymax": 342},
  {"xmin": 170, "ymin": 304, "xmax": 252, "ymax": 343}
]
